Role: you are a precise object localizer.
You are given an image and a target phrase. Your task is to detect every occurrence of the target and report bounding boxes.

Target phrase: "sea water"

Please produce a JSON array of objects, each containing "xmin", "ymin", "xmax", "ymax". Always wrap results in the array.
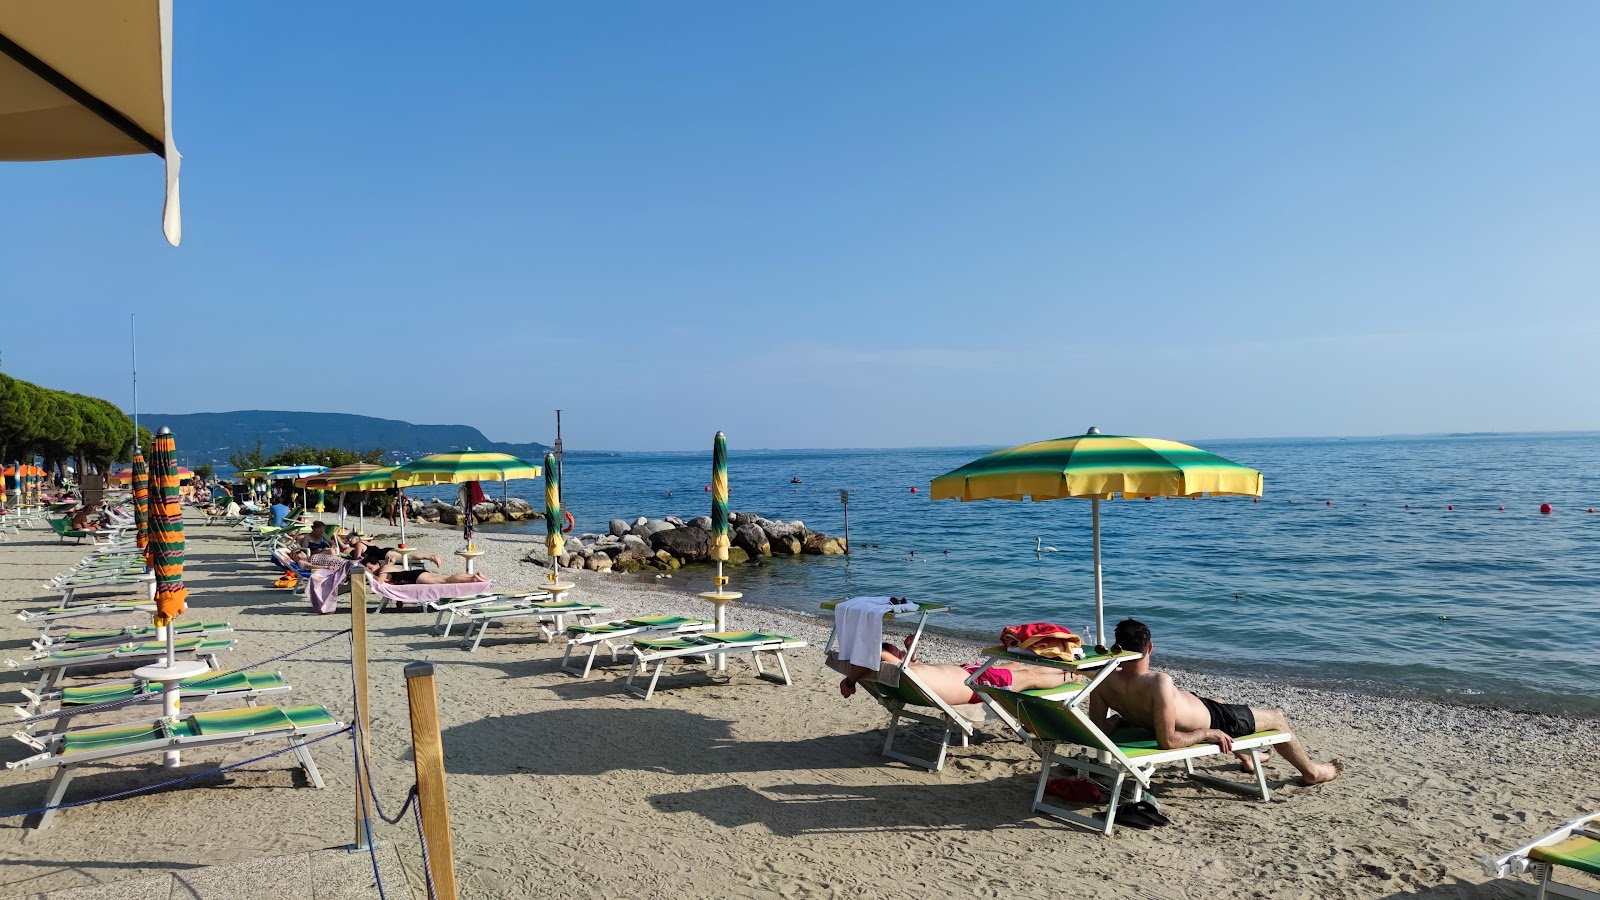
[{"xmin": 332, "ymin": 433, "xmax": 1600, "ymax": 716}]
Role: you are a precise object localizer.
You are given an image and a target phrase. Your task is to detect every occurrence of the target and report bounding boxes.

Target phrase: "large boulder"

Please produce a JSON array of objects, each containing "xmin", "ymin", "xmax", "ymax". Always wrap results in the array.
[
  {"xmin": 727, "ymin": 546, "xmax": 750, "ymax": 566},
  {"xmin": 651, "ymin": 526, "xmax": 711, "ymax": 561},
  {"xmin": 608, "ymin": 518, "xmax": 631, "ymax": 538},
  {"xmin": 587, "ymin": 552, "xmax": 613, "ymax": 572},
  {"xmin": 631, "ymin": 519, "xmax": 675, "ymax": 540},
  {"xmin": 504, "ymin": 498, "xmax": 534, "ymax": 521},
  {"xmin": 435, "ymin": 505, "xmax": 463, "ymax": 526},
  {"xmin": 803, "ymin": 533, "xmax": 847, "ymax": 555},
  {"xmin": 665, "ymin": 516, "xmax": 686, "ymax": 527},
  {"xmin": 769, "ymin": 534, "xmax": 803, "ymax": 556},
  {"xmin": 633, "ymin": 516, "xmax": 649, "ymax": 528},
  {"xmin": 617, "ymin": 534, "xmax": 653, "ymax": 563},
  {"xmin": 733, "ymin": 522, "xmax": 770, "ymax": 557},
  {"xmin": 759, "ymin": 519, "xmax": 805, "ymax": 543},
  {"xmin": 472, "ymin": 502, "xmax": 505, "ymax": 524},
  {"xmin": 689, "ymin": 515, "xmax": 712, "ymax": 529}
]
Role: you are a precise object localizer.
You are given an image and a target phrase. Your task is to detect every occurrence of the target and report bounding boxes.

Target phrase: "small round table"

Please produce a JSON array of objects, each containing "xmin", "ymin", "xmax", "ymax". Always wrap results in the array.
[
  {"xmin": 133, "ymin": 659, "xmax": 210, "ymax": 767},
  {"xmin": 545, "ymin": 581, "xmax": 575, "ymax": 604},
  {"xmin": 697, "ymin": 591, "xmax": 742, "ymax": 671},
  {"xmin": 455, "ymin": 547, "xmax": 484, "ymax": 575}
]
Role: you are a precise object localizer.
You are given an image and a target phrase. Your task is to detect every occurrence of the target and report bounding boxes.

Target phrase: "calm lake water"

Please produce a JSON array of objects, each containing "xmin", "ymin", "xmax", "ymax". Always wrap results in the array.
[{"xmin": 248, "ymin": 434, "xmax": 1600, "ymax": 716}]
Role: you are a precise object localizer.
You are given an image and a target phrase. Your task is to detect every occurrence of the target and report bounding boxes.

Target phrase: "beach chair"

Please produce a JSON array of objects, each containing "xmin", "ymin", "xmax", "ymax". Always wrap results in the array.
[
  {"xmin": 32, "ymin": 620, "xmax": 233, "ymax": 652},
  {"xmin": 15, "ymin": 669, "xmax": 292, "ymax": 734},
  {"xmin": 560, "ymin": 615, "xmax": 717, "ymax": 677},
  {"xmin": 7, "ymin": 704, "xmax": 344, "ymax": 830},
  {"xmin": 428, "ymin": 591, "xmax": 550, "ymax": 637},
  {"xmin": 47, "ymin": 518, "xmax": 123, "ymax": 545},
  {"xmin": 972, "ymin": 649, "xmax": 1292, "ymax": 836},
  {"xmin": 18, "ymin": 600, "xmax": 158, "ymax": 641},
  {"xmin": 8, "ymin": 637, "xmax": 237, "ymax": 696},
  {"xmin": 819, "ymin": 598, "xmax": 970, "ymax": 771},
  {"xmin": 1486, "ymin": 812, "xmax": 1600, "ymax": 900},
  {"xmin": 625, "ymin": 631, "xmax": 808, "ymax": 700},
  {"xmin": 458, "ymin": 599, "xmax": 613, "ymax": 651}
]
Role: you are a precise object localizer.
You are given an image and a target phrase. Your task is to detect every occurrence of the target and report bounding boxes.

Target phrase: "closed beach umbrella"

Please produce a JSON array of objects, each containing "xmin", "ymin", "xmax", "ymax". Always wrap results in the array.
[
  {"xmin": 930, "ymin": 427, "xmax": 1263, "ymax": 642},
  {"xmin": 710, "ymin": 432, "xmax": 730, "ymax": 564},
  {"xmin": 146, "ymin": 428, "xmax": 187, "ymax": 626},
  {"xmin": 0, "ymin": 2, "xmax": 182, "ymax": 244},
  {"xmin": 543, "ymin": 452, "xmax": 563, "ymax": 576},
  {"xmin": 131, "ymin": 448, "xmax": 150, "ymax": 558}
]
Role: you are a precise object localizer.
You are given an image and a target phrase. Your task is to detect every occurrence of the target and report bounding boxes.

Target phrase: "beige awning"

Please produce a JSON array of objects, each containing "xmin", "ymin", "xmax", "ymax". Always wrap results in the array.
[{"xmin": 0, "ymin": 0, "xmax": 181, "ymax": 245}]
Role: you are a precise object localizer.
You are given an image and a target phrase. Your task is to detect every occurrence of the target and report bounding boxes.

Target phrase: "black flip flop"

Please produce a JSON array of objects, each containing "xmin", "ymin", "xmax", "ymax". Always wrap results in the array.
[
  {"xmin": 1129, "ymin": 800, "xmax": 1172, "ymax": 827},
  {"xmin": 1110, "ymin": 805, "xmax": 1157, "ymax": 830}
]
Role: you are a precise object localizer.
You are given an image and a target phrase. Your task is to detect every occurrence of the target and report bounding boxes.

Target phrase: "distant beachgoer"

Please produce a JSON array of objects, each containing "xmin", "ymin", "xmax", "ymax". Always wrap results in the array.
[
  {"xmin": 1091, "ymin": 619, "xmax": 1341, "ymax": 785},
  {"xmin": 269, "ymin": 501, "xmax": 290, "ymax": 527}
]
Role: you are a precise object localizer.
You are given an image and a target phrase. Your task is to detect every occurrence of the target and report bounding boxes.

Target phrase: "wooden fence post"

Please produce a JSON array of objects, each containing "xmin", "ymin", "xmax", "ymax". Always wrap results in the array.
[
  {"xmin": 350, "ymin": 570, "xmax": 375, "ymax": 850},
  {"xmin": 405, "ymin": 661, "xmax": 458, "ymax": 900}
]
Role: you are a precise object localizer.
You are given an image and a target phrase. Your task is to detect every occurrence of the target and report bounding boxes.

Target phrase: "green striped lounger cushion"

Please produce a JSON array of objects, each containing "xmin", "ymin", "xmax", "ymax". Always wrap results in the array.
[
  {"xmin": 1532, "ymin": 834, "xmax": 1600, "ymax": 876},
  {"xmin": 188, "ymin": 704, "xmax": 336, "ymax": 735},
  {"xmin": 62, "ymin": 721, "xmax": 168, "ymax": 755},
  {"xmin": 627, "ymin": 615, "xmax": 702, "ymax": 627}
]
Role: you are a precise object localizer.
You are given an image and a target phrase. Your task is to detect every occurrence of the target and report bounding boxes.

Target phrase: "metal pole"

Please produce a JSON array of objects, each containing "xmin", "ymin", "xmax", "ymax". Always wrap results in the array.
[
  {"xmin": 131, "ymin": 314, "xmax": 139, "ymax": 441},
  {"xmin": 840, "ymin": 490, "xmax": 850, "ymax": 556},
  {"xmin": 405, "ymin": 662, "xmax": 459, "ymax": 900},
  {"xmin": 554, "ymin": 410, "xmax": 564, "ymax": 486},
  {"xmin": 1092, "ymin": 497, "xmax": 1104, "ymax": 646}
]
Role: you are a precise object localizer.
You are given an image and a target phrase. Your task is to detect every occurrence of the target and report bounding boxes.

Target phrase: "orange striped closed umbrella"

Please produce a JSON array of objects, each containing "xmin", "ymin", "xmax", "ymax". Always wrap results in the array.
[{"xmin": 146, "ymin": 428, "xmax": 187, "ymax": 623}]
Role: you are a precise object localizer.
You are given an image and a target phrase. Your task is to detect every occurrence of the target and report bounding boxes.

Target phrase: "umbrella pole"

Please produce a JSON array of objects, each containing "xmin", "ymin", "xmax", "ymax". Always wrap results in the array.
[
  {"xmin": 399, "ymin": 491, "xmax": 408, "ymax": 548},
  {"xmin": 1092, "ymin": 497, "xmax": 1104, "ymax": 646}
]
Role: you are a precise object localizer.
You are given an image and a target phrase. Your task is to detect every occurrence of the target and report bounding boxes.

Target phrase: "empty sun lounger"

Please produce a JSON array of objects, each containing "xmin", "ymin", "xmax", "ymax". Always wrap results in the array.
[
  {"xmin": 1486, "ymin": 811, "xmax": 1600, "ymax": 900},
  {"xmin": 8, "ymin": 637, "xmax": 237, "ymax": 695},
  {"xmin": 15, "ymin": 669, "xmax": 293, "ymax": 735},
  {"xmin": 19, "ymin": 601, "xmax": 157, "ymax": 639},
  {"xmin": 8, "ymin": 703, "xmax": 345, "ymax": 830},
  {"xmin": 429, "ymin": 592, "xmax": 550, "ymax": 637},
  {"xmin": 32, "ymin": 620, "xmax": 233, "ymax": 652},
  {"xmin": 971, "ymin": 648, "xmax": 1292, "ymax": 836},
  {"xmin": 458, "ymin": 599, "xmax": 612, "ymax": 651},
  {"xmin": 560, "ymin": 615, "xmax": 716, "ymax": 677},
  {"xmin": 625, "ymin": 631, "xmax": 807, "ymax": 700}
]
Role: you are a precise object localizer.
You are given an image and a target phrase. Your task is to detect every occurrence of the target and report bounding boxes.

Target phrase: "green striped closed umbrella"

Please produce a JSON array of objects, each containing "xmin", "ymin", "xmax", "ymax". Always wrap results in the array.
[
  {"xmin": 131, "ymin": 449, "xmax": 150, "ymax": 560},
  {"xmin": 543, "ymin": 453, "xmax": 563, "ymax": 576},
  {"xmin": 710, "ymin": 432, "xmax": 730, "ymax": 564},
  {"xmin": 930, "ymin": 427, "xmax": 1264, "ymax": 642},
  {"xmin": 146, "ymin": 428, "xmax": 187, "ymax": 625}
]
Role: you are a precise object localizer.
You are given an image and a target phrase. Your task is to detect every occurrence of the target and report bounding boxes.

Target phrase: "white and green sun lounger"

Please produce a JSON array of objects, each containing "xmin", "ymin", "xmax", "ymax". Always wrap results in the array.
[
  {"xmin": 8, "ymin": 637, "xmax": 237, "ymax": 695},
  {"xmin": 428, "ymin": 591, "xmax": 551, "ymax": 637},
  {"xmin": 560, "ymin": 615, "xmax": 716, "ymax": 677},
  {"xmin": 1486, "ymin": 812, "xmax": 1600, "ymax": 900},
  {"xmin": 625, "ymin": 631, "xmax": 807, "ymax": 700},
  {"xmin": 971, "ymin": 649, "xmax": 1291, "ymax": 836},
  {"xmin": 19, "ymin": 600, "xmax": 158, "ymax": 638},
  {"xmin": 8, "ymin": 703, "xmax": 344, "ymax": 830},
  {"xmin": 458, "ymin": 599, "xmax": 612, "ymax": 652},
  {"xmin": 15, "ymin": 669, "xmax": 293, "ymax": 735},
  {"xmin": 32, "ymin": 620, "xmax": 233, "ymax": 652}
]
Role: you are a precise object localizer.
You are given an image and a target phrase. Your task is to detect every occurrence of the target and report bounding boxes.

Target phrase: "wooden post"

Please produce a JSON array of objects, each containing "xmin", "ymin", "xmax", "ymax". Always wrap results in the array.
[
  {"xmin": 350, "ymin": 570, "xmax": 376, "ymax": 851},
  {"xmin": 405, "ymin": 662, "xmax": 458, "ymax": 900}
]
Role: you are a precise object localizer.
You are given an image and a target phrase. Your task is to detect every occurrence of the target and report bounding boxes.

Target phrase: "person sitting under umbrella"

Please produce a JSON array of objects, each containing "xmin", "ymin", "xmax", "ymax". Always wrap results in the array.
[
  {"xmin": 839, "ymin": 637, "xmax": 1081, "ymax": 704},
  {"xmin": 362, "ymin": 557, "xmax": 486, "ymax": 587}
]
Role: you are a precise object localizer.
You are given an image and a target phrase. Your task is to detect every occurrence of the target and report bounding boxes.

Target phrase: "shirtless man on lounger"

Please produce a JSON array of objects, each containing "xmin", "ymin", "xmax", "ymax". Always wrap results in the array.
[
  {"xmin": 1091, "ymin": 619, "xmax": 1341, "ymax": 786},
  {"xmin": 839, "ymin": 638, "xmax": 1080, "ymax": 706}
]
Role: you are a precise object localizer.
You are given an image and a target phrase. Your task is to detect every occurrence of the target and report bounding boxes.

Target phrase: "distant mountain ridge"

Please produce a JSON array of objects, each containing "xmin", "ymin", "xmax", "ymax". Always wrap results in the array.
[{"xmin": 141, "ymin": 410, "xmax": 549, "ymax": 465}]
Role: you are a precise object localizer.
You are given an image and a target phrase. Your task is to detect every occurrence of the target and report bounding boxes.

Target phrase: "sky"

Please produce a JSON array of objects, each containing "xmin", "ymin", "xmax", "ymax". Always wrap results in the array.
[{"xmin": 3, "ymin": 2, "xmax": 1598, "ymax": 451}]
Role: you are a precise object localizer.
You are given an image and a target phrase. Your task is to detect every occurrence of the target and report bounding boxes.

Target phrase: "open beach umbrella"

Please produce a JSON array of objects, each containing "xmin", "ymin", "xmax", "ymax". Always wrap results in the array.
[
  {"xmin": 334, "ymin": 465, "xmax": 414, "ymax": 544},
  {"xmin": 298, "ymin": 463, "xmax": 382, "ymax": 526},
  {"xmin": 131, "ymin": 448, "xmax": 150, "ymax": 559},
  {"xmin": 543, "ymin": 453, "xmax": 563, "ymax": 579},
  {"xmin": 396, "ymin": 449, "xmax": 541, "ymax": 548},
  {"xmin": 109, "ymin": 465, "xmax": 190, "ymax": 486},
  {"xmin": 930, "ymin": 427, "xmax": 1264, "ymax": 643},
  {"xmin": 0, "ymin": 2, "xmax": 182, "ymax": 244},
  {"xmin": 268, "ymin": 464, "xmax": 326, "ymax": 509}
]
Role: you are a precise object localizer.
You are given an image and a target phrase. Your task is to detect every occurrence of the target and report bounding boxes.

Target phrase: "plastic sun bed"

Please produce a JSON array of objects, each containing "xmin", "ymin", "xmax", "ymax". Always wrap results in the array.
[
  {"xmin": 32, "ymin": 620, "xmax": 233, "ymax": 652},
  {"xmin": 818, "ymin": 598, "xmax": 969, "ymax": 772},
  {"xmin": 624, "ymin": 631, "xmax": 808, "ymax": 700},
  {"xmin": 458, "ymin": 599, "xmax": 613, "ymax": 652},
  {"xmin": 14, "ymin": 669, "xmax": 293, "ymax": 735},
  {"xmin": 1486, "ymin": 812, "xmax": 1600, "ymax": 900},
  {"xmin": 8, "ymin": 637, "xmax": 237, "ymax": 695},
  {"xmin": 559, "ymin": 615, "xmax": 717, "ymax": 677},
  {"xmin": 47, "ymin": 518, "xmax": 126, "ymax": 545},
  {"xmin": 19, "ymin": 600, "xmax": 158, "ymax": 637},
  {"xmin": 427, "ymin": 591, "xmax": 551, "ymax": 637},
  {"xmin": 971, "ymin": 648, "xmax": 1292, "ymax": 836},
  {"xmin": 7, "ymin": 703, "xmax": 345, "ymax": 830}
]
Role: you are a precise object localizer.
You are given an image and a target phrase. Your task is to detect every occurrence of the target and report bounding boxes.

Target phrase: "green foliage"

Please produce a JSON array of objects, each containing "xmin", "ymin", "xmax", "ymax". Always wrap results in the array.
[
  {"xmin": 194, "ymin": 464, "xmax": 215, "ymax": 481},
  {"xmin": 263, "ymin": 445, "xmax": 385, "ymax": 468},
  {"xmin": 226, "ymin": 438, "xmax": 265, "ymax": 471},
  {"xmin": 0, "ymin": 374, "xmax": 139, "ymax": 472}
]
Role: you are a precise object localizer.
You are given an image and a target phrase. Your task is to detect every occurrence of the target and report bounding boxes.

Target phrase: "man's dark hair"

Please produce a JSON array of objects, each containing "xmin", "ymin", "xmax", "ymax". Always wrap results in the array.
[{"xmin": 1113, "ymin": 618, "xmax": 1151, "ymax": 653}]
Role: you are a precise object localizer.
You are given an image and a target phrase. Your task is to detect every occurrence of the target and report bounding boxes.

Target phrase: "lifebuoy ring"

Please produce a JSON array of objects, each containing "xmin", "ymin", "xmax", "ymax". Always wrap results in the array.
[{"xmin": 562, "ymin": 510, "xmax": 575, "ymax": 533}]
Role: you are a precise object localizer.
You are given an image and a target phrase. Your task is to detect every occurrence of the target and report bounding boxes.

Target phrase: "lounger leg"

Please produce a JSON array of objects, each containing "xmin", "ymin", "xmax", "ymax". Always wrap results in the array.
[
  {"xmin": 35, "ymin": 764, "xmax": 76, "ymax": 830},
  {"xmin": 751, "ymin": 651, "xmax": 766, "ymax": 677},
  {"xmin": 1249, "ymin": 750, "xmax": 1271, "ymax": 801},
  {"xmin": 773, "ymin": 651, "xmax": 792, "ymax": 686},
  {"xmin": 1536, "ymin": 864, "xmax": 1550, "ymax": 900},
  {"xmin": 432, "ymin": 609, "xmax": 450, "ymax": 636},
  {"xmin": 1102, "ymin": 772, "xmax": 1126, "ymax": 837},
  {"xmin": 292, "ymin": 738, "xmax": 326, "ymax": 789},
  {"xmin": 1030, "ymin": 742, "xmax": 1056, "ymax": 811},
  {"xmin": 467, "ymin": 621, "xmax": 489, "ymax": 652}
]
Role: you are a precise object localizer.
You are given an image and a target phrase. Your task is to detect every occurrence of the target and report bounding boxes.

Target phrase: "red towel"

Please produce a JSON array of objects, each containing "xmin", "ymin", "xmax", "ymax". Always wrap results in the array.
[{"xmin": 1000, "ymin": 622, "xmax": 1082, "ymax": 660}]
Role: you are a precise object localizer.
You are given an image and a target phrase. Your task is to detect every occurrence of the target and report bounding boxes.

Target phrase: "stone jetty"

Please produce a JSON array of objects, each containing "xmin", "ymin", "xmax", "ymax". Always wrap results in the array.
[{"xmin": 522, "ymin": 512, "xmax": 847, "ymax": 572}]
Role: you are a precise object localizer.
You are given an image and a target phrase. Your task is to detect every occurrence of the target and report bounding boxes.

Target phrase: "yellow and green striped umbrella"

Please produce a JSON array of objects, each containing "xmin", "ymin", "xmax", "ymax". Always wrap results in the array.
[
  {"xmin": 931, "ymin": 428, "xmax": 1263, "ymax": 641},
  {"xmin": 146, "ymin": 428, "xmax": 187, "ymax": 623},
  {"xmin": 296, "ymin": 463, "xmax": 384, "ymax": 490},
  {"xmin": 394, "ymin": 450, "xmax": 541, "ymax": 485},
  {"xmin": 543, "ymin": 452, "xmax": 563, "ymax": 565},
  {"xmin": 131, "ymin": 449, "xmax": 150, "ymax": 557},
  {"xmin": 331, "ymin": 465, "xmax": 411, "ymax": 491},
  {"xmin": 709, "ymin": 432, "xmax": 730, "ymax": 563}
]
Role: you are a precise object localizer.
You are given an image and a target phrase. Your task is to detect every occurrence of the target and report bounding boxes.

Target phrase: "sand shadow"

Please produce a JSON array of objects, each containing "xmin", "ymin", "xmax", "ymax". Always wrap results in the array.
[
  {"xmin": 1374, "ymin": 878, "xmax": 1539, "ymax": 898},
  {"xmin": 646, "ymin": 780, "xmax": 1058, "ymax": 837}
]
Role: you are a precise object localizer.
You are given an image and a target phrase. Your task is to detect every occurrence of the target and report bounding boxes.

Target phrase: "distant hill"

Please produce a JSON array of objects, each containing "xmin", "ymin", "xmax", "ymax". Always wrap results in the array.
[{"xmin": 142, "ymin": 410, "xmax": 549, "ymax": 465}]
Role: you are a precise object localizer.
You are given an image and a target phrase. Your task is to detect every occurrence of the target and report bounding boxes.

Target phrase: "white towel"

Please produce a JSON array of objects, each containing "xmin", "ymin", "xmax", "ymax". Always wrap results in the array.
[{"xmin": 835, "ymin": 596, "xmax": 917, "ymax": 671}]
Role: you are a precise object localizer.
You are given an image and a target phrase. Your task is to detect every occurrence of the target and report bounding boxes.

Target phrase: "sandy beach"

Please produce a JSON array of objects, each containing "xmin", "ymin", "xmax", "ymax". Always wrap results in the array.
[{"xmin": 0, "ymin": 517, "xmax": 1595, "ymax": 900}]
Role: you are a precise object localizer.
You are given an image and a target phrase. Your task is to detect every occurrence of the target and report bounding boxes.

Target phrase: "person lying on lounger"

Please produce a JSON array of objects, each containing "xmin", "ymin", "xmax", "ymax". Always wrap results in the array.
[
  {"xmin": 1091, "ymin": 619, "xmax": 1341, "ymax": 786},
  {"xmin": 362, "ymin": 559, "xmax": 486, "ymax": 586},
  {"xmin": 352, "ymin": 543, "xmax": 444, "ymax": 569},
  {"xmin": 839, "ymin": 637, "xmax": 1080, "ymax": 706}
]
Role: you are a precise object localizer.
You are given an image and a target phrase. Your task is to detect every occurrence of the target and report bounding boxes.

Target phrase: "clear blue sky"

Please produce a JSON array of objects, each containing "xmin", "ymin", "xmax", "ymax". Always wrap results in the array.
[{"xmin": 4, "ymin": 2, "xmax": 1598, "ymax": 450}]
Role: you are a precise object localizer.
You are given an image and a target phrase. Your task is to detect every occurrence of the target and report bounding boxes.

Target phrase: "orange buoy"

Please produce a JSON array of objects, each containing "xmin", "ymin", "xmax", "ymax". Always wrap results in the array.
[{"xmin": 1540, "ymin": 503, "xmax": 1553, "ymax": 515}]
